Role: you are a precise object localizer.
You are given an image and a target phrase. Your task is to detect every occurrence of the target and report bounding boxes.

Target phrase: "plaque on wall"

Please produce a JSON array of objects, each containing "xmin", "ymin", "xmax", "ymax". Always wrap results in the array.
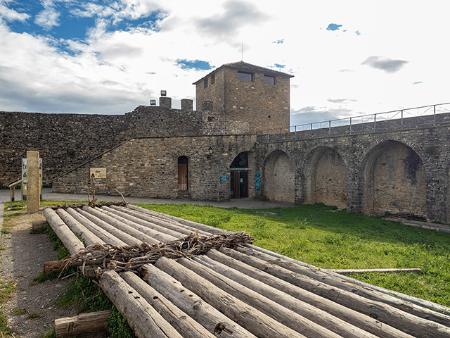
[{"xmin": 90, "ymin": 168, "xmax": 107, "ymax": 179}]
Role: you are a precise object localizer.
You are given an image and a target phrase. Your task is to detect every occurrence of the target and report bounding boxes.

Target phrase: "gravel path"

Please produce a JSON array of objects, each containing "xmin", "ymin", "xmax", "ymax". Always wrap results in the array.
[{"xmin": 0, "ymin": 204, "xmax": 76, "ymax": 337}]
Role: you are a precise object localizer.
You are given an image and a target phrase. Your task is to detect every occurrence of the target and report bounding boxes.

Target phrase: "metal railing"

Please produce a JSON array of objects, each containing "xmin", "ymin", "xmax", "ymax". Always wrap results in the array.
[{"xmin": 289, "ymin": 103, "xmax": 450, "ymax": 133}]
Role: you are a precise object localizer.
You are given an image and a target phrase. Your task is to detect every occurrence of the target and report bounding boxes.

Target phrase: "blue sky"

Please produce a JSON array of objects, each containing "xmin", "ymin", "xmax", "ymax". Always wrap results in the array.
[{"xmin": 0, "ymin": 0, "xmax": 449, "ymax": 125}]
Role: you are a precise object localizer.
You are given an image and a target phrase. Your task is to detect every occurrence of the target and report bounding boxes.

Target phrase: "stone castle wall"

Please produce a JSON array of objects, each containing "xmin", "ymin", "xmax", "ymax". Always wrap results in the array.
[
  {"xmin": 0, "ymin": 111, "xmax": 128, "ymax": 187},
  {"xmin": 52, "ymin": 135, "xmax": 256, "ymax": 200},
  {"xmin": 0, "ymin": 105, "xmax": 252, "ymax": 187},
  {"xmin": 52, "ymin": 113, "xmax": 450, "ymax": 223}
]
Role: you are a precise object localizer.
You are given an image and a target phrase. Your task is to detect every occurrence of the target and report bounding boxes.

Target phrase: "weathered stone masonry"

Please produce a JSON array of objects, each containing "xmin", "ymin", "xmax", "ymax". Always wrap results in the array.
[{"xmin": 53, "ymin": 113, "xmax": 450, "ymax": 223}]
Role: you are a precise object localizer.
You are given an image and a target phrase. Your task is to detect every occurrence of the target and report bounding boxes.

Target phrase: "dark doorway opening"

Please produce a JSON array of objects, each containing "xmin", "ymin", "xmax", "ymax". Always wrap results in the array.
[
  {"xmin": 230, "ymin": 152, "xmax": 249, "ymax": 198},
  {"xmin": 178, "ymin": 156, "xmax": 188, "ymax": 191}
]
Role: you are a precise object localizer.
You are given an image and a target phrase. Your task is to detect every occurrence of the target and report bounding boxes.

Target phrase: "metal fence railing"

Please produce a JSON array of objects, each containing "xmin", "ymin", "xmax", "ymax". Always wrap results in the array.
[{"xmin": 289, "ymin": 103, "xmax": 450, "ymax": 133}]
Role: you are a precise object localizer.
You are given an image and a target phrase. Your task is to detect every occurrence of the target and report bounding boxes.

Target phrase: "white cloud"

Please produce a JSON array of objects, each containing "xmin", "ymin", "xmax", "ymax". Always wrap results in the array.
[
  {"xmin": 35, "ymin": 0, "xmax": 60, "ymax": 30},
  {"xmin": 0, "ymin": 1, "xmax": 29, "ymax": 22},
  {"xmin": 0, "ymin": 0, "xmax": 449, "ymax": 122}
]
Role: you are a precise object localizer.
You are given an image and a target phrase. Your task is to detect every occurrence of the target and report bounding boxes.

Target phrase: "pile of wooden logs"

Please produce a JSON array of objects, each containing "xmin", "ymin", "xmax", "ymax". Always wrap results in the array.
[{"xmin": 43, "ymin": 205, "xmax": 450, "ymax": 338}]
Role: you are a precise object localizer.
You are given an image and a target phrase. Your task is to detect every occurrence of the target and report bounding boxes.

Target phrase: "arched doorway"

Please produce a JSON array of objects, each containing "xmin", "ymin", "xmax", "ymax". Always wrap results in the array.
[
  {"xmin": 362, "ymin": 140, "xmax": 427, "ymax": 218},
  {"xmin": 263, "ymin": 150, "xmax": 295, "ymax": 203},
  {"xmin": 177, "ymin": 156, "xmax": 189, "ymax": 191},
  {"xmin": 306, "ymin": 147, "xmax": 347, "ymax": 208},
  {"xmin": 230, "ymin": 152, "xmax": 249, "ymax": 198}
]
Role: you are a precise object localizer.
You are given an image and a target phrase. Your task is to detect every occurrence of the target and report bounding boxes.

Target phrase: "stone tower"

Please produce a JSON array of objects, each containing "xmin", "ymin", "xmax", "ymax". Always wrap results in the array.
[{"xmin": 194, "ymin": 61, "xmax": 293, "ymax": 134}]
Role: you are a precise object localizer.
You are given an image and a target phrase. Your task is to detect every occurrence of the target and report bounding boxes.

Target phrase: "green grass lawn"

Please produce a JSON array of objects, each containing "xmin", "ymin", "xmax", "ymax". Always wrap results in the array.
[{"xmin": 139, "ymin": 203, "xmax": 450, "ymax": 306}]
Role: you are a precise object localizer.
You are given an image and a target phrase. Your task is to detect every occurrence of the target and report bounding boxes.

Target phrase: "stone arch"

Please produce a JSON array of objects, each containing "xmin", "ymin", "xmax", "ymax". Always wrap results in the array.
[
  {"xmin": 305, "ymin": 146, "xmax": 348, "ymax": 208},
  {"xmin": 362, "ymin": 140, "xmax": 427, "ymax": 218},
  {"xmin": 263, "ymin": 150, "xmax": 295, "ymax": 203}
]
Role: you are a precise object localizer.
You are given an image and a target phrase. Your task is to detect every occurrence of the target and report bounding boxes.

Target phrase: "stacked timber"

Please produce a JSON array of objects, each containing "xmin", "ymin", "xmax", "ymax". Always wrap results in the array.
[{"xmin": 43, "ymin": 204, "xmax": 450, "ymax": 338}]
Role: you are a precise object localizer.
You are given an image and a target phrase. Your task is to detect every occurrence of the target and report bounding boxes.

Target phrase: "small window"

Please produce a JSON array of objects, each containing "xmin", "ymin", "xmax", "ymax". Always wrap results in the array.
[
  {"xmin": 211, "ymin": 73, "xmax": 215, "ymax": 84},
  {"xmin": 237, "ymin": 71, "xmax": 254, "ymax": 81},
  {"xmin": 203, "ymin": 77, "xmax": 208, "ymax": 88},
  {"xmin": 264, "ymin": 75, "xmax": 276, "ymax": 85}
]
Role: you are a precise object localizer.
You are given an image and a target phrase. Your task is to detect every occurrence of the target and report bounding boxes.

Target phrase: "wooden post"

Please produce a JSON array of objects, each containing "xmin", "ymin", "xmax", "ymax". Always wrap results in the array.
[
  {"xmin": 27, "ymin": 151, "xmax": 40, "ymax": 214},
  {"xmin": 10, "ymin": 186, "xmax": 15, "ymax": 202},
  {"xmin": 55, "ymin": 310, "xmax": 110, "ymax": 337}
]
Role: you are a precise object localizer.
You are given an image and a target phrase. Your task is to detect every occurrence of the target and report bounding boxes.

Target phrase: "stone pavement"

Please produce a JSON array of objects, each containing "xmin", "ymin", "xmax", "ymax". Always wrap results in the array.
[{"xmin": 0, "ymin": 188, "xmax": 294, "ymax": 209}]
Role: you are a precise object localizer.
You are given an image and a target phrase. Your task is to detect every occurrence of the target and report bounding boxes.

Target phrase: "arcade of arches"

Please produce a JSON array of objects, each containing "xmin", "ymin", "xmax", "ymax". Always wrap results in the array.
[{"xmin": 260, "ymin": 141, "xmax": 427, "ymax": 220}]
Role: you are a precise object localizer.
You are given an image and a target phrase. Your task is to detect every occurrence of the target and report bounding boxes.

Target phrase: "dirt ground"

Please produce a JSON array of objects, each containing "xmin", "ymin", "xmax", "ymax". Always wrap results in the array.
[{"xmin": 0, "ymin": 205, "xmax": 76, "ymax": 337}]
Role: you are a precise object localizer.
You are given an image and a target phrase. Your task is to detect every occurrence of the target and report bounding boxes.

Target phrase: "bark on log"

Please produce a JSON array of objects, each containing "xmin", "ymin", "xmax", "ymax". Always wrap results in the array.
[
  {"xmin": 77, "ymin": 208, "xmax": 142, "ymax": 246},
  {"xmin": 83, "ymin": 206, "xmax": 158, "ymax": 244},
  {"xmin": 178, "ymin": 256, "xmax": 340, "ymax": 338},
  {"xmin": 104, "ymin": 206, "xmax": 185, "ymax": 238},
  {"xmin": 223, "ymin": 247, "xmax": 450, "ymax": 338},
  {"xmin": 66, "ymin": 208, "xmax": 127, "ymax": 247},
  {"xmin": 331, "ymin": 268, "xmax": 422, "ymax": 274},
  {"xmin": 126, "ymin": 205, "xmax": 218, "ymax": 235},
  {"xmin": 56, "ymin": 209, "xmax": 104, "ymax": 246},
  {"xmin": 198, "ymin": 252, "xmax": 377, "ymax": 338},
  {"xmin": 99, "ymin": 270, "xmax": 182, "ymax": 338},
  {"xmin": 141, "ymin": 263, "xmax": 255, "ymax": 338},
  {"xmin": 236, "ymin": 245, "xmax": 450, "ymax": 326},
  {"xmin": 54, "ymin": 310, "xmax": 110, "ymax": 337},
  {"xmin": 43, "ymin": 208, "xmax": 85, "ymax": 255},
  {"xmin": 250, "ymin": 243, "xmax": 450, "ymax": 316},
  {"xmin": 155, "ymin": 256, "xmax": 304, "ymax": 338},
  {"xmin": 121, "ymin": 271, "xmax": 215, "ymax": 338}
]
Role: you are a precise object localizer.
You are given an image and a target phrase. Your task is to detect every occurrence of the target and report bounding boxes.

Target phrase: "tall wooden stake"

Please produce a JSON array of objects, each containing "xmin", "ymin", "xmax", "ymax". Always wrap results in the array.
[{"xmin": 27, "ymin": 151, "xmax": 40, "ymax": 214}]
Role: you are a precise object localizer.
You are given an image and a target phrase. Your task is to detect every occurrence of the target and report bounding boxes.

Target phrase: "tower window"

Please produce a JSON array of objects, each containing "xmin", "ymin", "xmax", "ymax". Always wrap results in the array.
[
  {"xmin": 203, "ymin": 77, "xmax": 208, "ymax": 88},
  {"xmin": 211, "ymin": 73, "xmax": 215, "ymax": 84},
  {"xmin": 264, "ymin": 75, "xmax": 276, "ymax": 85},
  {"xmin": 237, "ymin": 71, "xmax": 254, "ymax": 81}
]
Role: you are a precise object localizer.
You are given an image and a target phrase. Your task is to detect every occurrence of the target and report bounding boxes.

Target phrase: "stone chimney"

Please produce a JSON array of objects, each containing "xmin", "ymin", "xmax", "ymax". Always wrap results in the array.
[
  {"xmin": 159, "ymin": 96, "xmax": 172, "ymax": 109},
  {"xmin": 181, "ymin": 99, "xmax": 193, "ymax": 111}
]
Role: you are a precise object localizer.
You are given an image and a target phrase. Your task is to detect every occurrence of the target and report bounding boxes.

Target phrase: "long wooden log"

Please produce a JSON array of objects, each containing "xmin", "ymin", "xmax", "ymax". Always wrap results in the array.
[
  {"xmin": 200, "ymin": 248, "xmax": 412, "ymax": 338},
  {"xmin": 121, "ymin": 271, "xmax": 215, "ymax": 338},
  {"xmin": 54, "ymin": 310, "xmax": 110, "ymax": 337},
  {"xmin": 56, "ymin": 209, "xmax": 104, "ymax": 246},
  {"xmin": 66, "ymin": 208, "xmax": 127, "ymax": 247},
  {"xmin": 249, "ymin": 241, "xmax": 450, "ymax": 316},
  {"xmin": 126, "ymin": 205, "xmax": 221, "ymax": 234},
  {"xmin": 236, "ymin": 245, "xmax": 450, "ymax": 326},
  {"xmin": 43, "ymin": 208, "xmax": 85, "ymax": 255},
  {"xmin": 154, "ymin": 257, "xmax": 304, "ymax": 338},
  {"xmin": 124, "ymin": 205, "xmax": 448, "ymax": 315},
  {"xmin": 83, "ymin": 206, "xmax": 158, "ymax": 244},
  {"xmin": 99, "ymin": 270, "xmax": 182, "ymax": 338},
  {"xmin": 96, "ymin": 207, "xmax": 167, "ymax": 242},
  {"xmin": 116, "ymin": 205, "xmax": 209, "ymax": 236},
  {"xmin": 77, "ymin": 208, "xmax": 142, "ymax": 246},
  {"xmin": 104, "ymin": 206, "xmax": 185, "ymax": 238},
  {"xmin": 177, "ymin": 256, "xmax": 340, "ymax": 338},
  {"xmin": 197, "ymin": 253, "xmax": 377, "ymax": 338},
  {"xmin": 222, "ymin": 247, "xmax": 450, "ymax": 337},
  {"xmin": 141, "ymin": 263, "xmax": 255, "ymax": 338},
  {"xmin": 330, "ymin": 268, "xmax": 422, "ymax": 274}
]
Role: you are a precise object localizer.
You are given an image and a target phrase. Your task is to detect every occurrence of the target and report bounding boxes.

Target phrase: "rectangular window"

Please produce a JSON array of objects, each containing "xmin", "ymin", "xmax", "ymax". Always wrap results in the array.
[
  {"xmin": 264, "ymin": 75, "xmax": 276, "ymax": 85},
  {"xmin": 237, "ymin": 71, "xmax": 254, "ymax": 81},
  {"xmin": 203, "ymin": 77, "xmax": 208, "ymax": 88},
  {"xmin": 211, "ymin": 73, "xmax": 215, "ymax": 84}
]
